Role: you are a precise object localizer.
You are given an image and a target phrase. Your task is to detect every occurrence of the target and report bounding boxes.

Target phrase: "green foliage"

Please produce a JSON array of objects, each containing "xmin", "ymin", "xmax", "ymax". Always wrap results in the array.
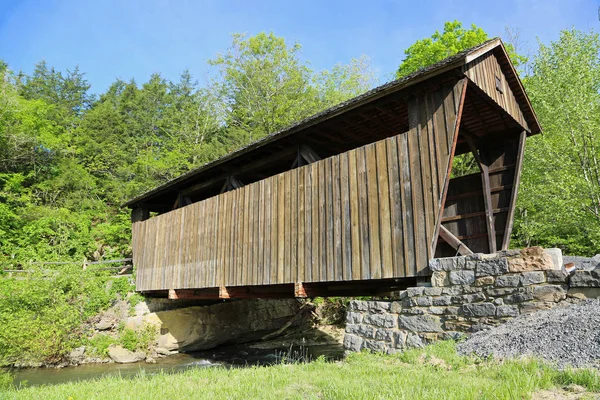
[
  {"xmin": 118, "ymin": 324, "xmax": 157, "ymax": 353},
  {"xmin": 396, "ymin": 20, "xmax": 526, "ymax": 78},
  {"xmin": 514, "ymin": 29, "xmax": 600, "ymax": 255},
  {"xmin": 0, "ymin": 369, "xmax": 13, "ymax": 390},
  {"xmin": 86, "ymin": 334, "xmax": 118, "ymax": 358},
  {"xmin": 0, "ymin": 32, "xmax": 376, "ymax": 366},
  {"xmin": 210, "ymin": 32, "xmax": 375, "ymax": 149}
]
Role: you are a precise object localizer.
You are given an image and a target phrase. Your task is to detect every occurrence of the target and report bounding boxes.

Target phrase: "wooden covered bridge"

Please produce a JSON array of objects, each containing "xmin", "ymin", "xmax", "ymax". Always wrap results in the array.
[{"xmin": 125, "ymin": 39, "xmax": 541, "ymax": 299}]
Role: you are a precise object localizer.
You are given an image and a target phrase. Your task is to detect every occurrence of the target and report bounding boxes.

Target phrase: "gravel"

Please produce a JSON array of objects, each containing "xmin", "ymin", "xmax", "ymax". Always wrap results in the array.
[{"xmin": 457, "ymin": 299, "xmax": 600, "ymax": 368}]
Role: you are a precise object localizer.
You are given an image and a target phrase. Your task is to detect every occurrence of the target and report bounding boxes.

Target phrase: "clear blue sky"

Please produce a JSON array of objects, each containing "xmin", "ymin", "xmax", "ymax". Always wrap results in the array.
[{"xmin": 1, "ymin": 0, "xmax": 598, "ymax": 93}]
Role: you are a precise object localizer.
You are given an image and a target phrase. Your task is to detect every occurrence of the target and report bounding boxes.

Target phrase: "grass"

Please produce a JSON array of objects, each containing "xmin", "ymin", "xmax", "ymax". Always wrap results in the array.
[{"xmin": 1, "ymin": 341, "xmax": 599, "ymax": 400}]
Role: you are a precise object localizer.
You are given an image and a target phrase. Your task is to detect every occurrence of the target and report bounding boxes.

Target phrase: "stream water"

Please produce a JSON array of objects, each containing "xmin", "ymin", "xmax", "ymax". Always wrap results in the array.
[{"xmin": 8, "ymin": 343, "xmax": 344, "ymax": 388}]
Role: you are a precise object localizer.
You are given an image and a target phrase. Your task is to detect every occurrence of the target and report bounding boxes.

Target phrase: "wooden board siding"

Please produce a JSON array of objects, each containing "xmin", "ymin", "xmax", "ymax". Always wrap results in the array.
[
  {"xmin": 463, "ymin": 52, "xmax": 529, "ymax": 131},
  {"xmin": 133, "ymin": 80, "xmax": 466, "ymax": 292}
]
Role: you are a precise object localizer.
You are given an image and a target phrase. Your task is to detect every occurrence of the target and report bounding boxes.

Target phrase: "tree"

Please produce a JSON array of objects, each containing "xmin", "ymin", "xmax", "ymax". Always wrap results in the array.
[
  {"xmin": 314, "ymin": 55, "xmax": 377, "ymax": 108},
  {"xmin": 209, "ymin": 32, "xmax": 318, "ymax": 146},
  {"xmin": 514, "ymin": 29, "xmax": 600, "ymax": 255},
  {"xmin": 396, "ymin": 21, "xmax": 526, "ymax": 78},
  {"xmin": 211, "ymin": 32, "xmax": 377, "ymax": 150}
]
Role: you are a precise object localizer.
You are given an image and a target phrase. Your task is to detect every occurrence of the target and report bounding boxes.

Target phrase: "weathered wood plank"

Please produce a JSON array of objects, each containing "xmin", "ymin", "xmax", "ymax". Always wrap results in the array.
[
  {"xmin": 277, "ymin": 173, "xmax": 285, "ymax": 283},
  {"xmin": 356, "ymin": 147, "xmax": 371, "ymax": 280},
  {"xmin": 375, "ymin": 140, "xmax": 393, "ymax": 279},
  {"xmin": 332, "ymin": 156, "xmax": 343, "ymax": 281},
  {"xmin": 348, "ymin": 149, "xmax": 361, "ymax": 281},
  {"xmin": 318, "ymin": 160, "xmax": 327, "ymax": 281},
  {"xmin": 339, "ymin": 152, "xmax": 352, "ymax": 281}
]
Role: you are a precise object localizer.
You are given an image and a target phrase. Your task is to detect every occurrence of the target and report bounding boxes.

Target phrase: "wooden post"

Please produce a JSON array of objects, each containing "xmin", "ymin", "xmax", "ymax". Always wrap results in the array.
[
  {"xmin": 465, "ymin": 135, "xmax": 497, "ymax": 253},
  {"xmin": 502, "ymin": 131, "xmax": 527, "ymax": 250},
  {"xmin": 294, "ymin": 282, "xmax": 307, "ymax": 298}
]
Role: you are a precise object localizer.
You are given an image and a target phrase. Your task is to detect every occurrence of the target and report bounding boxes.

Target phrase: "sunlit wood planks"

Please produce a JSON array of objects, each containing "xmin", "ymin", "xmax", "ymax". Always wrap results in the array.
[{"xmin": 132, "ymin": 80, "xmax": 464, "ymax": 292}]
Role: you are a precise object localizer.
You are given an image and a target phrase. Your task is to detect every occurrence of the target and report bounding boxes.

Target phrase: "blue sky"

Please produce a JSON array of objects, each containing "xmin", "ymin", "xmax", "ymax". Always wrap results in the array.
[{"xmin": 0, "ymin": 0, "xmax": 598, "ymax": 93}]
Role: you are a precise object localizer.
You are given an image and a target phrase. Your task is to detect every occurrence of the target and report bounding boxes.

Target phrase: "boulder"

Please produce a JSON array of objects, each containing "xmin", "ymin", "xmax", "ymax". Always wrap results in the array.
[
  {"xmin": 533, "ymin": 285, "xmax": 567, "ymax": 302},
  {"xmin": 143, "ymin": 299, "xmax": 299, "ymax": 352},
  {"xmin": 107, "ymin": 345, "xmax": 145, "ymax": 364},
  {"xmin": 96, "ymin": 316, "xmax": 115, "ymax": 331},
  {"xmin": 508, "ymin": 247, "xmax": 554, "ymax": 272},
  {"xmin": 68, "ymin": 346, "xmax": 86, "ymax": 362}
]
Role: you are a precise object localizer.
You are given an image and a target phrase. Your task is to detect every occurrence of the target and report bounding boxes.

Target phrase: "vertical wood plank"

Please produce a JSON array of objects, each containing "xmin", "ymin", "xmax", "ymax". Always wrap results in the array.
[
  {"xmin": 386, "ymin": 136, "xmax": 405, "ymax": 277},
  {"xmin": 325, "ymin": 158, "xmax": 334, "ymax": 281},
  {"xmin": 356, "ymin": 147, "xmax": 371, "ymax": 279},
  {"xmin": 305, "ymin": 166, "xmax": 314, "ymax": 282},
  {"xmin": 297, "ymin": 167, "xmax": 305, "ymax": 283},
  {"xmin": 284, "ymin": 171, "xmax": 292, "ymax": 283},
  {"xmin": 263, "ymin": 178, "xmax": 272, "ymax": 285},
  {"xmin": 376, "ymin": 140, "xmax": 393, "ymax": 278},
  {"xmin": 318, "ymin": 160, "xmax": 327, "ymax": 281},
  {"xmin": 340, "ymin": 152, "xmax": 352, "ymax": 281},
  {"xmin": 291, "ymin": 169, "xmax": 298, "ymax": 283},
  {"xmin": 348, "ymin": 149, "xmax": 361, "ymax": 281},
  {"xmin": 277, "ymin": 173, "xmax": 285, "ymax": 283}
]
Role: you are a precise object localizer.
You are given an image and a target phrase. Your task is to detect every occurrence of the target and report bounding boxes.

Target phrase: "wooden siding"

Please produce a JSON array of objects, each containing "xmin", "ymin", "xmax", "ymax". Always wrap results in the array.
[
  {"xmin": 133, "ymin": 80, "xmax": 466, "ymax": 292},
  {"xmin": 463, "ymin": 52, "xmax": 529, "ymax": 131}
]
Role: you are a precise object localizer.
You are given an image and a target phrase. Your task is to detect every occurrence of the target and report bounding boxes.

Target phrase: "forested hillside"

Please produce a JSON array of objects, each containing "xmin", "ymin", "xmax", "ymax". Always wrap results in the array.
[
  {"xmin": 0, "ymin": 32, "xmax": 375, "ymax": 268},
  {"xmin": 0, "ymin": 24, "xmax": 599, "ymax": 365}
]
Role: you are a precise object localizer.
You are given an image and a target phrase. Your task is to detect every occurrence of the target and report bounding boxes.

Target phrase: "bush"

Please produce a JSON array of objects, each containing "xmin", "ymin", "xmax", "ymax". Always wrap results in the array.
[
  {"xmin": 86, "ymin": 334, "xmax": 118, "ymax": 357},
  {"xmin": 0, "ymin": 369, "xmax": 13, "ymax": 390},
  {"xmin": 0, "ymin": 266, "xmax": 136, "ymax": 366},
  {"xmin": 119, "ymin": 325, "xmax": 157, "ymax": 353}
]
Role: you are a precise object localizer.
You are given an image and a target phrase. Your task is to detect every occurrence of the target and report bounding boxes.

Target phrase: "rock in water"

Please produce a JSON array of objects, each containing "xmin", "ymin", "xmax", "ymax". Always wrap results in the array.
[{"xmin": 107, "ymin": 345, "xmax": 146, "ymax": 364}]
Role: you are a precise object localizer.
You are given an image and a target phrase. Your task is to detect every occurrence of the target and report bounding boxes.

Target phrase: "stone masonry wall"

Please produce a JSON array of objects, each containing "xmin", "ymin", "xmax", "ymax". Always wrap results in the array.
[{"xmin": 344, "ymin": 247, "xmax": 600, "ymax": 354}]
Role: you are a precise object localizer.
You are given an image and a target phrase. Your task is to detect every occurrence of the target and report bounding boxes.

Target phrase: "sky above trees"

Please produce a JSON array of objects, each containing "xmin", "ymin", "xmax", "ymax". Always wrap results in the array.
[{"xmin": 0, "ymin": 0, "xmax": 598, "ymax": 93}]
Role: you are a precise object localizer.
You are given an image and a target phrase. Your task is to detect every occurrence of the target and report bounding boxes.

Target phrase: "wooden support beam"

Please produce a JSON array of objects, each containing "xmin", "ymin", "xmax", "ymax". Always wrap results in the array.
[
  {"xmin": 439, "ymin": 225, "xmax": 474, "ymax": 256},
  {"xmin": 502, "ymin": 130, "xmax": 527, "ymax": 250},
  {"xmin": 430, "ymin": 78, "xmax": 468, "ymax": 256},
  {"xmin": 465, "ymin": 134, "xmax": 497, "ymax": 253},
  {"xmin": 168, "ymin": 288, "xmax": 220, "ymax": 300},
  {"xmin": 294, "ymin": 282, "xmax": 307, "ymax": 298},
  {"xmin": 131, "ymin": 206, "xmax": 149, "ymax": 223},
  {"xmin": 219, "ymin": 286, "xmax": 230, "ymax": 299},
  {"xmin": 220, "ymin": 176, "xmax": 245, "ymax": 194},
  {"xmin": 180, "ymin": 147, "xmax": 297, "ymax": 197},
  {"xmin": 299, "ymin": 144, "xmax": 321, "ymax": 164}
]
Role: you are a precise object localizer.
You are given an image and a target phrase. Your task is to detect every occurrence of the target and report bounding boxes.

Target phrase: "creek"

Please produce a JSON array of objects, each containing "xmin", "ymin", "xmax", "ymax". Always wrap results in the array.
[{"xmin": 8, "ymin": 342, "xmax": 344, "ymax": 388}]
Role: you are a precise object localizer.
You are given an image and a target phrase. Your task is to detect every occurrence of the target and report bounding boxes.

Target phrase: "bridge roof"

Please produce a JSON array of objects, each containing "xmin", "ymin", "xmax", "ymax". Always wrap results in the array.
[{"xmin": 124, "ymin": 38, "xmax": 539, "ymax": 211}]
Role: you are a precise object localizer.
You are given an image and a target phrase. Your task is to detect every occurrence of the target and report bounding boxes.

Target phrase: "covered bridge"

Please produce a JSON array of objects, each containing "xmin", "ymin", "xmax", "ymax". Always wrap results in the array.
[{"xmin": 125, "ymin": 38, "xmax": 541, "ymax": 299}]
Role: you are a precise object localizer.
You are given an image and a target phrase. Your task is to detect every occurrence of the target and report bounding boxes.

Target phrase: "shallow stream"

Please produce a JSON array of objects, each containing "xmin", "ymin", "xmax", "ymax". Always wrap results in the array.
[{"xmin": 9, "ymin": 343, "xmax": 343, "ymax": 388}]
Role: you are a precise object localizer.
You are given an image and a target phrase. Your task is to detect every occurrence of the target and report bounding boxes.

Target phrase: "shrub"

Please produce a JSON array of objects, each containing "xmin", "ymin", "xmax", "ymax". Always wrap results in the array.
[{"xmin": 86, "ymin": 334, "xmax": 118, "ymax": 357}]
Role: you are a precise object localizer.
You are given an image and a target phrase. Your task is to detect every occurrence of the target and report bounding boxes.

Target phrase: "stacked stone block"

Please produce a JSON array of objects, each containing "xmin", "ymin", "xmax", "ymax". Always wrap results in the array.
[{"xmin": 344, "ymin": 247, "xmax": 577, "ymax": 354}]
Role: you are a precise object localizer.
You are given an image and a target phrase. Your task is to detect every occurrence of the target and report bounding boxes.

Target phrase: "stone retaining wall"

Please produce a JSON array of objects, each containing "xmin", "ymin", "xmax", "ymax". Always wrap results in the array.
[{"xmin": 344, "ymin": 247, "xmax": 600, "ymax": 354}]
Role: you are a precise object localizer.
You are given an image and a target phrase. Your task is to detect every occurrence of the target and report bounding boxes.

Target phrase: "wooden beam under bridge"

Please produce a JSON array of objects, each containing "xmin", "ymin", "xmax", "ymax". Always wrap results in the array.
[{"xmin": 162, "ymin": 278, "xmax": 419, "ymax": 300}]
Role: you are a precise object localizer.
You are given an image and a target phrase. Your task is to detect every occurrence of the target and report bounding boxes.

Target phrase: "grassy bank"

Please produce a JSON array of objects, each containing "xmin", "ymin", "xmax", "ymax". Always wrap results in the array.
[{"xmin": 2, "ymin": 342, "xmax": 599, "ymax": 400}]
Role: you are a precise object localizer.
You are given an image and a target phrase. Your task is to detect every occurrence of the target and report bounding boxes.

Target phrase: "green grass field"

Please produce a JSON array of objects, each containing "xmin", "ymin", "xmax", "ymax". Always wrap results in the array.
[{"xmin": 2, "ymin": 341, "xmax": 599, "ymax": 400}]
